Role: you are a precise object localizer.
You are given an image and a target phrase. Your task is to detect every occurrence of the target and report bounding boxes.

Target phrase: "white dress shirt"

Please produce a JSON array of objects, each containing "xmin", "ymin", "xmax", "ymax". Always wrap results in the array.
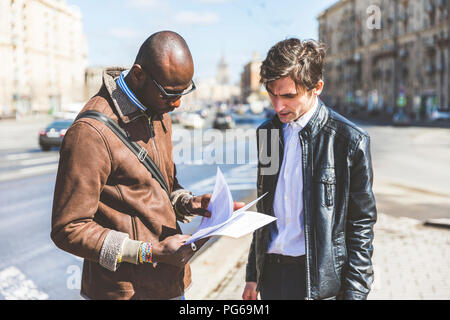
[{"xmin": 267, "ymin": 98, "xmax": 319, "ymax": 257}]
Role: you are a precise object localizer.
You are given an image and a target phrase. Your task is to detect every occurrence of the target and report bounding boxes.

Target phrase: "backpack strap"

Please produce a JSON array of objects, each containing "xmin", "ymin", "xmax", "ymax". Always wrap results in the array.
[{"xmin": 76, "ymin": 110, "xmax": 170, "ymax": 196}]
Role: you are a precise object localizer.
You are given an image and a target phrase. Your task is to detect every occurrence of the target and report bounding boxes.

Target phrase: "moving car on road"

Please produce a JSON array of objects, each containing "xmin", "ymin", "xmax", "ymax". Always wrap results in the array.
[
  {"xmin": 196, "ymin": 109, "xmax": 208, "ymax": 119},
  {"xmin": 171, "ymin": 111, "xmax": 183, "ymax": 124},
  {"xmin": 213, "ymin": 111, "xmax": 235, "ymax": 129},
  {"xmin": 38, "ymin": 119, "xmax": 73, "ymax": 151},
  {"xmin": 182, "ymin": 112, "xmax": 205, "ymax": 129},
  {"xmin": 430, "ymin": 108, "xmax": 450, "ymax": 121},
  {"xmin": 392, "ymin": 112, "xmax": 411, "ymax": 126}
]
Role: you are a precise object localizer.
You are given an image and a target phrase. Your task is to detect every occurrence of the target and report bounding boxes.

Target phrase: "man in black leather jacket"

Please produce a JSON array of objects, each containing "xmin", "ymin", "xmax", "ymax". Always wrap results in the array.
[{"xmin": 242, "ymin": 38, "xmax": 377, "ymax": 300}]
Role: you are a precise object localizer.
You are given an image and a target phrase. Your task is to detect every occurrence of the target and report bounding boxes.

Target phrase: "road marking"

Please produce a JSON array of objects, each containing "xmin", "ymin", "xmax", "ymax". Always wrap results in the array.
[
  {"xmin": 4, "ymin": 153, "xmax": 34, "ymax": 161},
  {"xmin": 20, "ymin": 156, "xmax": 59, "ymax": 166},
  {"xmin": 0, "ymin": 266, "xmax": 48, "ymax": 300},
  {"xmin": 19, "ymin": 163, "xmax": 59, "ymax": 175},
  {"xmin": 0, "ymin": 205, "xmax": 50, "ymax": 230},
  {"xmin": 0, "ymin": 163, "xmax": 58, "ymax": 182},
  {"xmin": 4, "ymin": 152, "xmax": 36, "ymax": 160},
  {"xmin": 188, "ymin": 164, "xmax": 257, "ymax": 194},
  {"xmin": 0, "ymin": 156, "xmax": 58, "ymax": 169}
]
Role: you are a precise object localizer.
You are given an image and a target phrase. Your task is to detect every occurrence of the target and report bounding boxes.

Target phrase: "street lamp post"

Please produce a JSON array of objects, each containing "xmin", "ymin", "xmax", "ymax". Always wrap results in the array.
[
  {"xmin": 447, "ymin": 6, "xmax": 450, "ymax": 109},
  {"xmin": 393, "ymin": 0, "xmax": 399, "ymax": 114}
]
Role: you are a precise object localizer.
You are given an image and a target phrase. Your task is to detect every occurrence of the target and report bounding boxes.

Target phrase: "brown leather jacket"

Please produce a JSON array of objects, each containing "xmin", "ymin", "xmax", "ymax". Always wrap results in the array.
[{"xmin": 51, "ymin": 67, "xmax": 191, "ymax": 299}]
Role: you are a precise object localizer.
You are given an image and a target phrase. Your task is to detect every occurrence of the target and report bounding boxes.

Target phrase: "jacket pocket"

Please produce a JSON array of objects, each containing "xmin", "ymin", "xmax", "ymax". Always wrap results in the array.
[{"xmin": 314, "ymin": 167, "xmax": 336, "ymax": 207}]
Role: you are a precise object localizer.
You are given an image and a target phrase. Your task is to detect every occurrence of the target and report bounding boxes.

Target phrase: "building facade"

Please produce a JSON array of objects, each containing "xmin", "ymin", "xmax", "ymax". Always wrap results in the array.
[
  {"xmin": 0, "ymin": 0, "xmax": 87, "ymax": 117},
  {"xmin": 318, "ymin": 0, "xmax": 450, "ymax": 118},
  {"xmin": 240, "ymin": 51, "xmax": 265, "ymax": 104},
  {"xmin": 84, "ymin": 66, "xmax": 104, "ymax": 102},
  {"xmin": 182, "ymin": 56, "xmax": 240, "ymax": 109}
]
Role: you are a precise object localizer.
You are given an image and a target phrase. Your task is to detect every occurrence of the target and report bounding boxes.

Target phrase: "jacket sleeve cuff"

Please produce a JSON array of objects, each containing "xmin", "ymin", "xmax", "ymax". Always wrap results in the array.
[
  {"xmin": 245, "ymin": 264, "xmax": 257, "ymax": 282},
  {"xmin": 99, "ymin": 230, "xmax": 129, "ymax": 272},
  {"xmin": 170, "ymin": 189, "xmax": 195, "ymax": 223}
]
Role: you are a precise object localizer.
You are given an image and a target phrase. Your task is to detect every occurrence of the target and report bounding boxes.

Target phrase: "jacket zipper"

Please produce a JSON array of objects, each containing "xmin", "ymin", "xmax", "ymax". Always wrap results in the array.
[
  {"xmin": 257, "ymin": 127, "xmax": 284, "ymax": 290},
  {"xmin": 299, "ymin": 132, "xmax": 313, "ymax": 300},
  {"xmin": 148, "ymin": 116, "xmax": 160, "ymax": 168}
]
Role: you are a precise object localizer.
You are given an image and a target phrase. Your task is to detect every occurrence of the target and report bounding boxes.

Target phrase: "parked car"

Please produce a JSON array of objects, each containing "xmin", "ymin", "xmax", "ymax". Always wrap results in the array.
[
  {"xmin": 213, "ymin": 112, "xmax": 235, "ymax": 129},
  {"xmin": 182, "ymin": 112, "xmax": 205, "ymax": 129},
  {"xmin": 430, "ymin": 108, "xmax": 450, "ymax": 121},
  {"xmin": 265, "ymin": 108, "xmax": 276, "ymax": 119},
  {"xmin": 38, "ymin": 119, "xmax": 73, "ymax": 151},
  {"xmin": 196, "ymin": 109, "xmax": 208, "ymax": 119},
  {"xmin": 170, "ymin": 111, "xmax": 182, "ymax": 124}
]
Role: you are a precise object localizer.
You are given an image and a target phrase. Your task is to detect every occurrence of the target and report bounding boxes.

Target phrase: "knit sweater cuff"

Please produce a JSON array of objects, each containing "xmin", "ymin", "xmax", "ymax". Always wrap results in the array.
[
  {"xmin": 170, "ymin": 189, "xmax": 195, "ymax": 222},
  {"xmin": 99, "ymin": 230, "xmax": 129, "ymax": 272}
]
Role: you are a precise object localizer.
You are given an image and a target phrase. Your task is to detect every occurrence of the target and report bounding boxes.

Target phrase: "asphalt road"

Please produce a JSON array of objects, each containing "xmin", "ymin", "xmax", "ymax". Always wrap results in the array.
[
  {"xmin": 0, "ymin": 113, "xmax": 449, "ymax": 299},
  {"xmin": 360, "ymin": 122, "xmax": 450, "ymax": 222}
]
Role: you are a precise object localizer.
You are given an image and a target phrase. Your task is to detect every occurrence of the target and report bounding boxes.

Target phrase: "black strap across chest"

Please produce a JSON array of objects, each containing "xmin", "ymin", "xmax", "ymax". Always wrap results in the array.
[{"xmin": 76, "ymin": 110, "xmax": 170, "ymax": 197}]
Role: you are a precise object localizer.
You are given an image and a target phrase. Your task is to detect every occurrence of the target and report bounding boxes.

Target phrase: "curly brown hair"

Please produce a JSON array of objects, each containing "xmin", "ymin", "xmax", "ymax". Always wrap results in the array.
[{"xmin": 260, "ymin": 38, "xmax": 327, "ymax": 92}]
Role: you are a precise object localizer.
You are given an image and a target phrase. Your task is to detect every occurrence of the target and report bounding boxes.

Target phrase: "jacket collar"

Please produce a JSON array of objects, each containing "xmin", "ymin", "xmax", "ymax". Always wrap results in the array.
[
  {"xmin": 102, "ymin": 67, "xmax": 143, "ymax": 124},
  {"xmin": 102, "ymin": 67, "xmax": 165, "ymax": 126},
  {"xmin": 270, "ymin": 98, "xmax": 329, "ymax": 140},
  {"xmin": 116, "ymin": 70, "xmax": 149, "ymax": 113}
]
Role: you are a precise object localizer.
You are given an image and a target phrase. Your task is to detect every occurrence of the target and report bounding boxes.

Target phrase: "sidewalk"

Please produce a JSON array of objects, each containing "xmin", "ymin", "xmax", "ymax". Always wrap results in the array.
[
  {"xmin": 186, "ymin": 201, "xmax": 450, "ymax": 300},
  {"xmin": 347, "ymin": 112, "xmax": 450, "ymax": 129}
]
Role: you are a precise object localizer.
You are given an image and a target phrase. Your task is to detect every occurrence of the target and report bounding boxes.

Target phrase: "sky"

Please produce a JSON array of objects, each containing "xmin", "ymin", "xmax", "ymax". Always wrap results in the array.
[{"xmin": 68, "ymin": 0, "xmax": 338, "ymax": 84}]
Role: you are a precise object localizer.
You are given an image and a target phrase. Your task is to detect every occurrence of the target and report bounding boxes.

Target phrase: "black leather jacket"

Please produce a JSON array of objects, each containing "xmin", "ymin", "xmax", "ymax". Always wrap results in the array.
[{"xmin": 246, "ymin": 100, "xmax": 377, "ymax": 300}]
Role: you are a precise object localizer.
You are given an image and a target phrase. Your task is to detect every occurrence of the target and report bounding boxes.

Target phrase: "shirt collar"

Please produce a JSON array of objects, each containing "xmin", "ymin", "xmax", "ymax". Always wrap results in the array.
[
  {"xmin": 116, "ymin": 70, "xmax": 148, "ymax": 113},
  {"xmin": 284, "ymin": 98, "xmax": 319, "ymax": 131}
]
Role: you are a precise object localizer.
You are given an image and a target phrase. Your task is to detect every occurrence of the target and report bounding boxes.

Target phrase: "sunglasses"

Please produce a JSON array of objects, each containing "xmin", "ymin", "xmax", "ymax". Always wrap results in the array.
[{"xmin": 140, "ymin": 65, "xmax": 196, "ymax": 99}]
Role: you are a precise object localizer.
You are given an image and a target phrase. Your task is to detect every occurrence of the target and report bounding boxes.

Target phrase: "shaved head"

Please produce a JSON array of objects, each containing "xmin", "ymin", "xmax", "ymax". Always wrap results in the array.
[
  {"xmin": 134, "ymin": 31, "xmax": 194, "ymax": 86},
  {"xmin": 124, "ymin": 31, "xmax": 195, "ymax": 116}
]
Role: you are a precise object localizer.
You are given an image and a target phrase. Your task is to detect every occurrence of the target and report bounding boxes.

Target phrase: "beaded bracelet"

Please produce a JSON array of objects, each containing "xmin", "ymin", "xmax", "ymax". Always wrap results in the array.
[
  {"xmin": 140, "ymin": 242, "xmax": 151, "ymax": 263},
  {"xmin": 139, "ymin": 241, "xmax": 157, "ymax": 267}
]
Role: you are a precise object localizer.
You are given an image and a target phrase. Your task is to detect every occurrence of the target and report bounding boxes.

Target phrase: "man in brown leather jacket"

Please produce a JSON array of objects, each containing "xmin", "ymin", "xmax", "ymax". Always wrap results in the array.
[{"xmin": 51, "ymin": 31, "xmax": 243, "ymax": 300}]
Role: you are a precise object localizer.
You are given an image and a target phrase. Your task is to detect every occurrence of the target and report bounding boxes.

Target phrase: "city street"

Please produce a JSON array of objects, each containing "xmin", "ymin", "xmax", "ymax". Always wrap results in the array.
[
  {"xmin": 186, "ymin": 120, "xmax": 450, "ymax": 300},
  {"xmin": 363, "ymin": 121, "xmax": 450, "ymax": 222},
  {"xmin": 0, "ymin": 114, "xmax": 449, "ymax": 299},
  {"xmin": 1, "ymin": 0, "xmax": 448, "ymax": 303},
  {"xmin": 0, "ymin": 114, "xmax": 262, "ymax": 299}
]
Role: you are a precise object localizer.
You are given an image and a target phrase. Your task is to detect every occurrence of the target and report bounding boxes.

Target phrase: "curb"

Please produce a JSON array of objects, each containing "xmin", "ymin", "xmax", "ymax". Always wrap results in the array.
[{"xmin": 424, "ymin": 219, "xmax": 450, "ymax": 230}]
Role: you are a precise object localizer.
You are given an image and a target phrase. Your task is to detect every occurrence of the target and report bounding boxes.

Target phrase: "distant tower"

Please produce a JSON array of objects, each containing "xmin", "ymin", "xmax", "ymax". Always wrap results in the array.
[{"xmin": 216, "ymin": 55, "xmax": 230, "ymax": 85}]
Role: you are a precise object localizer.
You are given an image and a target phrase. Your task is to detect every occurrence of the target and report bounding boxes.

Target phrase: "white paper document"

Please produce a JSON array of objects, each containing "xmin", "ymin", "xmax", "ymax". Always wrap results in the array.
[{"xmin": 185, "ymin": 168, "xmax": 276, "ymax": 245}]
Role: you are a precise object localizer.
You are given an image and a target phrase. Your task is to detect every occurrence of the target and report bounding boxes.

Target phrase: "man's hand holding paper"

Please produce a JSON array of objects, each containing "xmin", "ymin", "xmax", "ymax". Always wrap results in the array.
[
  {"xmin": 184, "ymin": 168, "xmax": 276, "ymax": 246},
  {"xmin": 187, "ymin": 193, "xmax": 245, "ymax": 218}
]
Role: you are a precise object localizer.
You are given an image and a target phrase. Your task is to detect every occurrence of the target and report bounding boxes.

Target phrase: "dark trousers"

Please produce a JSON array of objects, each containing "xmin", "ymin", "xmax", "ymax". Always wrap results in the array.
[{"xmin": 259, "ymin": 254, "xmax": 307, "ymax": 300}]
